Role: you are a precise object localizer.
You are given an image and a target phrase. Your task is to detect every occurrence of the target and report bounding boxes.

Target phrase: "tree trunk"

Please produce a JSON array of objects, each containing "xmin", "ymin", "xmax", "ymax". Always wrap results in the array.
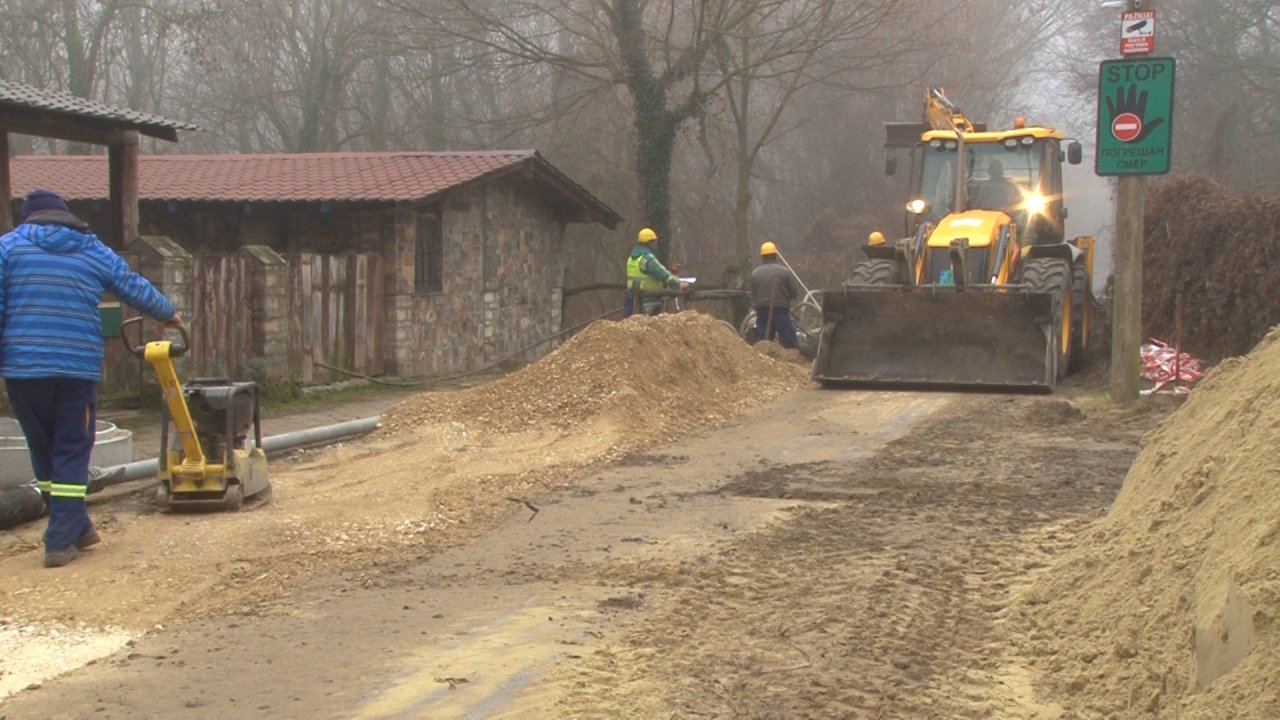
[{"xmin": 614, "ymin": 0, "xmax": 681, "ymax": 264}]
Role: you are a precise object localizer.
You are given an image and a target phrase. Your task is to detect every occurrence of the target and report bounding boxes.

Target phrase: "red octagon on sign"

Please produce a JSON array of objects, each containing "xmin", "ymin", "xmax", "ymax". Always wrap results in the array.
[{"xmin": 1112, "ymin": 112, "xmax": 1142, "ymax": 142}]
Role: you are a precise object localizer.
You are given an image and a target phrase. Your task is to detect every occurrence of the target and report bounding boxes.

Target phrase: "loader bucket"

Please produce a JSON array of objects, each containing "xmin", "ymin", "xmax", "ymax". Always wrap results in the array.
[{"xmin": 812, "ymin": 286, "xmax": 1056, "ymax": 392}]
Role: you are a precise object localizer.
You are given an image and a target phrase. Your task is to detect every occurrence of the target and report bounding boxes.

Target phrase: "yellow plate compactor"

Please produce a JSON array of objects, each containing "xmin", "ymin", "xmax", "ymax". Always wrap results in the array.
[{"xmin": 121, "ymin": 317, "xmax": 271, "ymax": 511}]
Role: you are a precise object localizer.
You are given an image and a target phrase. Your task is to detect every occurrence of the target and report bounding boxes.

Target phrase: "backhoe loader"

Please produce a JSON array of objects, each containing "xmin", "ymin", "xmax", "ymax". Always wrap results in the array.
[{"xmin": 812, "ymin": 88, "xmax": 1094, "ymax": 391}]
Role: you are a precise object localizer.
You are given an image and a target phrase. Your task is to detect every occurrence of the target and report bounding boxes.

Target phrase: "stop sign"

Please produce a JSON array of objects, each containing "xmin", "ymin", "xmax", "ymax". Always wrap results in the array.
[{"xmin": 1112, "ymin": 112, "xmax": 1142, "ymax": 142}]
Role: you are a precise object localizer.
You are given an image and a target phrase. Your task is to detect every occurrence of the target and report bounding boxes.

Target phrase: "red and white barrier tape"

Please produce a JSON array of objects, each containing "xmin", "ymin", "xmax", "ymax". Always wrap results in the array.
[{"xmin": 1140, "ymin": 338, "xmax": 1204, "ymax": 395}]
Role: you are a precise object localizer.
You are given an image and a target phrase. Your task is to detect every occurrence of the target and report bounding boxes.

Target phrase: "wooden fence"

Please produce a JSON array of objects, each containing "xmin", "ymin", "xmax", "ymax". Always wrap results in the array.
[
  {"xmin": 100, "ymin": 250, "xmax": 386, "ymax": 396},
  {"xmin": 285, "ymin": 253, "xmax": 385, "ymax": 385},
  {"xmin": 189, "ymin": 253, "xmax": 254, "ymax": 378}
]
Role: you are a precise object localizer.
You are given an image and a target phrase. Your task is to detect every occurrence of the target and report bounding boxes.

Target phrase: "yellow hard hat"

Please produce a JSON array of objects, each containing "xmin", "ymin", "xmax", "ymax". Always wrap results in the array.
[
  {"xmin": 868, "ymin": 231, "xmax": 885, "ymax": 246},
  {"xmin": 760, "ymin": 241, "xmax": 778, "ymax": 256},
  {"xmin": 637, "ymin": 227, "xmax": 658, "ymax": 243}
]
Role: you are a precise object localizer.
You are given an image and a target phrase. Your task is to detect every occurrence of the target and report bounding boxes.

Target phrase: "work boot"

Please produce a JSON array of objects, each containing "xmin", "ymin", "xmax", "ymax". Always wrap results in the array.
[
  {"xmin": 43, "ymin": 545, "xmax": 80, "ymax": 568},
  {"xmin": 75, "ymin": 528, "xmax": 101, "ymax": 550}
]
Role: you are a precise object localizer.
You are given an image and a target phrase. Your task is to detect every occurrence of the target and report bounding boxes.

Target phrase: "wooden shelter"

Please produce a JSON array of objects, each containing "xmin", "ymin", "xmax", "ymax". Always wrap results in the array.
[{"xmin": 0, "ymin": 78, "xmax": 195, "ymax": 246}]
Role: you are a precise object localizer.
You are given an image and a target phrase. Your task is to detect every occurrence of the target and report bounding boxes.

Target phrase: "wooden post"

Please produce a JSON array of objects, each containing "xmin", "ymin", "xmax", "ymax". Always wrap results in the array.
[
  {"xmin": 1109, "ymin": 0, "xmax": 1153, "ymax": 404},
  {"xmin": 107, "ymin": 130, "xmax": 140, "ymax": 250},
  {"xmin": 1111, "ymin": 174, "xmax": 1144, "ymax": 402},
  {"xmin": 0, "ymin": 133, "xmax": 11, "ymax": 232}
]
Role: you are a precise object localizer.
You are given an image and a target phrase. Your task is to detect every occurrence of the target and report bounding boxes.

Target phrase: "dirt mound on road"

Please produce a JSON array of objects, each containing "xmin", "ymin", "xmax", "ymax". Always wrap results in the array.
[
  {"xmin": 1017, "ymin": 326, "xmax": 1280, "ymax": 718},
  {"xmin": 1143, "ymin": 175, "xmax": 1280, "ymax": 363},
  {"xmin": 0, "ymin": 311, "xmax": 811, "ymax": 697},
  {"xmin": 383, "ymin": 311, "xmax": 810, "ymax": 448}
]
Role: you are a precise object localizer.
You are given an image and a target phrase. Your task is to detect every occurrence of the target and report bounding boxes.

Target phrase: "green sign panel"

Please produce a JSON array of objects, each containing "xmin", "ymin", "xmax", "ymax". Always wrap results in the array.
[{"xmin": 1096, "ymin": 57, "xmax": 1175, "ymax": 176}]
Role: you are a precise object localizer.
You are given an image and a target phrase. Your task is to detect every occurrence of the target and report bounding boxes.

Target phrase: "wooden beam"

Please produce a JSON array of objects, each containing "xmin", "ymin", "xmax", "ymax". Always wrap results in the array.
[
  {"xmin": 0, "ymin": 133, "xmax": 10, "ymax": 232},
  {"xmin": 107, "ymin": 132, "xmax": 139, "ymax": 251},
  {"xmin": 0, "ymin": 106, "xmax": 140, "ymax": 146}
]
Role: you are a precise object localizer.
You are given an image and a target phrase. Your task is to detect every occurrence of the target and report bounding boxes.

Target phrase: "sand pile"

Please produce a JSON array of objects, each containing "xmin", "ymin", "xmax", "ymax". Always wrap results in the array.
[
  {"xmin": 381, "ymin": 311, "xmax": 811, "ymax": 446},
  {"xmin": 1016, "ymin": 326, "xmax": 1280, "ymax": 718}
]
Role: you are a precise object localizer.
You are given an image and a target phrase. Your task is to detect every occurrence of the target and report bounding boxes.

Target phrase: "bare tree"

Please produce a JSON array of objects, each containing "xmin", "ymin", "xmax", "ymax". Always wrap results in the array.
[
  {"xmin": 386, "ymin": 0, "xmax": 779, "ymax": 260},
  {"xmin": 710, "ymin": 0, "xmax": 937, "ymax": 275},
  {"xmin": 1050, "ymin": 0, "xmax": 1280, "ymax": 192}
]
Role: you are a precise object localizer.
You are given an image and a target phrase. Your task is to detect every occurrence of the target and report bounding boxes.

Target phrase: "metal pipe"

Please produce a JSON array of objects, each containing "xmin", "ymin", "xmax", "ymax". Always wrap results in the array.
[
  {"xmin": 260, "ymin": 416, "xmax": 380, "ymax": 453},
  {"xmin": 0, "ymin": 415, "xmax": 385, "ymax": 531},
  {"xmin": 101, "ymin": 415, "xmax": 382, "ymax": 488}
]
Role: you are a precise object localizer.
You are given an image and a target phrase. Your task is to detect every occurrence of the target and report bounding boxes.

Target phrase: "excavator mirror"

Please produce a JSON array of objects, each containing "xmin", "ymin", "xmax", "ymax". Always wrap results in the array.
[
  {"xmin": 1067, "ymin": 141, "xmax": 1083, "ymax": 165},
  {"xmin": 884, "ymin": 153, "xmax": 898, "ymax": 176}
]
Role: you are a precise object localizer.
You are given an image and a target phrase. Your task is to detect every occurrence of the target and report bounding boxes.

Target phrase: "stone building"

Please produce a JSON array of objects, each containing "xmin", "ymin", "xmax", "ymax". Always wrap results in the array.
[{"xmin": 11, "ymin": 151, "xmax": 620, "ymax": 388}]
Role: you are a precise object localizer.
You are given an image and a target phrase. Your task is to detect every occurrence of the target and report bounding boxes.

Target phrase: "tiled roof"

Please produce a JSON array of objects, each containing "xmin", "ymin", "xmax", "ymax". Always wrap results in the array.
[
  {"xmin": 0, "ymin": 79, "xmax": 198, "ymax": 137},
  {"xmin": 10, "ymin": 151, "xmax": 620, "ymax": 225}
]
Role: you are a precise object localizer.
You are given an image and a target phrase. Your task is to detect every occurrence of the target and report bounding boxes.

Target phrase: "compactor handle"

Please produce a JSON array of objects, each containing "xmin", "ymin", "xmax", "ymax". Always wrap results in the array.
[{"xmin": 120, "ymin": 316, "xmax": 190, "ymax": 358}]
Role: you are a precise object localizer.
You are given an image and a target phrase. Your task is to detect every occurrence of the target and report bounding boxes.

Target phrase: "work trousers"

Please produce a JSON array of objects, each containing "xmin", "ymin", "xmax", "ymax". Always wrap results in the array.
[
  {"xmin": 623, "ymin": 289, "xmax": 663, "ymax": 318},
  {"xmin": 756, "ymin": 306, "xmax": 798, "ymax": 349},
  {"xmin": 7, "ymin": 377, "xmax": 97, "ymax": 551}
]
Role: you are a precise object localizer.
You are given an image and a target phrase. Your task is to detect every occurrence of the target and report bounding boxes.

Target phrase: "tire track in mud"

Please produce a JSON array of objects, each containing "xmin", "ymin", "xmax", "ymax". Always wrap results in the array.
[
  {"xmin": 551, "ymin": 395, "xmax": 1150, "ymax": 719},
  {"xmin": 0, "ymin": 388, "xmax": 941, "ymax": 720},
  {"xmin": 0, "ymin": 390, "xmax": 1158, "ymax": 720}
]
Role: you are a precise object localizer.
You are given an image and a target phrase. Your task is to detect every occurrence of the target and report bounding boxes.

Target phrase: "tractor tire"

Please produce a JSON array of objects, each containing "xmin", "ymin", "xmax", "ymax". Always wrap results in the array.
[
  {"xmin": 1067, "ymin": 260, "xmax": 1090, "ymax": 374},
  {"xmin": 847, "ymin": 259, "xmax": 896, "ymax": 286},
  {"xmin": 1021, "ymin": 257, "xmax": 1072, "ymax": 381}
]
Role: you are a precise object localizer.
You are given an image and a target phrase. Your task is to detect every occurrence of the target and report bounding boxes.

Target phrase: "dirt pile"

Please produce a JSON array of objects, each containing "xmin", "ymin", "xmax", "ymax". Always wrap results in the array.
[
  {"xmin": 0, "ymin": 312, "xmax": 811, "ymax": 697},
  {"xmin": 1144, "ymin": 175, "xmax": 1280, "ymax": 363},
  {"xmin": 1015, "ymin": 326, "xmax": 1280, "ymax": 717},
  {"xmin": 382, "ymin": 311, "xmax": 811, "ymax": 448}
]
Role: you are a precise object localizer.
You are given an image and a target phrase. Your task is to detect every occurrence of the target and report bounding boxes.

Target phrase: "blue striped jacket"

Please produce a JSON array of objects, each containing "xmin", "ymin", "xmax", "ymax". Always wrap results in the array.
[{"xmin": 0, "ymin": 219, "xmax": 175, "ymax": 381}]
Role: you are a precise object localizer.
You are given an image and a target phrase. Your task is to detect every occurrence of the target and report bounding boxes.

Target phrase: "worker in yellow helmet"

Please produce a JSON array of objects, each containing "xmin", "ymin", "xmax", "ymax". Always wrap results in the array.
[
  {"xmin": 750, "ymin": 241, "xmax": 800, "ymax": 348},
  {"xmin": 624, "ymin": 227, "xmax": 686, "ymax": 317}
]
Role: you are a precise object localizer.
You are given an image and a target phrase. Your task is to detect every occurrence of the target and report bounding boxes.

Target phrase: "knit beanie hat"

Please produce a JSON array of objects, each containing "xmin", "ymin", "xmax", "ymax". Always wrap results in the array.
[{"xmin": 19, "ymin": 189, "xmax": 70, "ymax": 220}]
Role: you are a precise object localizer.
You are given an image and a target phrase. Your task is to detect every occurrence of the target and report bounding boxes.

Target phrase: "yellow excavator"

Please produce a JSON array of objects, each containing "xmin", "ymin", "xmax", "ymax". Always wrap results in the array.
[{"xmin": 812, "ymin": 88, "xmax": 1094, "ymax": 391}]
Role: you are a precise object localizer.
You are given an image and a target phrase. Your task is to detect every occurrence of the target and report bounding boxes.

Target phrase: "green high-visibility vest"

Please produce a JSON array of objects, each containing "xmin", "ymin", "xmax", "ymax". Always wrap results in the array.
[{"xmin": 626, "ymin": 253, "xmax": 664, "ymax": 293}]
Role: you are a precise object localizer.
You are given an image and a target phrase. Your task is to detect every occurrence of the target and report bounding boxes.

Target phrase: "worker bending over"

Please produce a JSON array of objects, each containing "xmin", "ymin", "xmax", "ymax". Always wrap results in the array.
[
  {"xmin": 750, "ymin": 241, "xmax": 800, "ymax": 348},
  {"xmin": 624, "ymin": 227, "xmax": 686, "ymax": 317}
]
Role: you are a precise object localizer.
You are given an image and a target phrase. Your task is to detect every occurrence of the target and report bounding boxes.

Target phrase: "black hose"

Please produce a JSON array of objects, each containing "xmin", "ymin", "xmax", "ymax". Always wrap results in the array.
[{"xmin": 0, "ymin": 485, "xmax": 46, "ymax": 531}]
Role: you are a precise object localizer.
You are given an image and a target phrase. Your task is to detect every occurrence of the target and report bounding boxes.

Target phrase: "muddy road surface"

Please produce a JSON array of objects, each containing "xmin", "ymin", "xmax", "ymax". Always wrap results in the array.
[{"xmin": 0, "ymin": 379, "xmax": 1168, "ymax": 719}]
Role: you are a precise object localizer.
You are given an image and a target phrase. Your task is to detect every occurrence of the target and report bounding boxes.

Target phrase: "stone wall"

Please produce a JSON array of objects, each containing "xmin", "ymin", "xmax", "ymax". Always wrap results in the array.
[
  {"xmin": 240, "ymin": 246, "xmax": 289, "ymax": 380},
  {"xmin": 69, "ymin": 182, "xmax": 574, "ymax": 385},
  {"xmin": 386, "ymin": 175, "xmax": 568, "ymax": 377},
  {"xmin": 107, "ymin": 237, "xmax": 292, "ymax": 394}
]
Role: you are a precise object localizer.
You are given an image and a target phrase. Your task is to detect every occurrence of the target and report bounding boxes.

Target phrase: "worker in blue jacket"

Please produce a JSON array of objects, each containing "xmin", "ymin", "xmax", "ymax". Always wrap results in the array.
[
  {"xmin": 624, "ymin": 227, "xmax": 686, "ymax": 317},
  {"xmin": 0, "ymin": 189, "xmax": 181, "ymax": 568}
]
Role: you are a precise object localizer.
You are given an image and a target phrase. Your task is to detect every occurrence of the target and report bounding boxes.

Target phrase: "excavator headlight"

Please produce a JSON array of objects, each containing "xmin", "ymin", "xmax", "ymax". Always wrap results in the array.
[
  {"xmin": 1020, "ymin": 137, "xmax": 1034, "ymax": 146},
  {"xmin": 906, "ymin": 198, "xmax": 928, "ymax": 215},
  {"xmin": 1003, "ymin": 139, "xmax": 1018, "ymax": 148},
  {"xmin": 944, "ymin": 141, "xmax": 957, "ymax": 150},
  {"xmin": 929, "ymin": 139, "xmax": 943, "ymax": 149},
  {"xmin": 1023, "ymin": 192, "xmax": 1048, "ymax": 215}
]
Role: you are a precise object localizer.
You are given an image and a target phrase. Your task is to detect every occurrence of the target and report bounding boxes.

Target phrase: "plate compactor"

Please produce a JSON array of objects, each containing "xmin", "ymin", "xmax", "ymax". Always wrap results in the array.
[{"xmin": 121, "ymin": 317, "xmax": 271, "ymax": 511}]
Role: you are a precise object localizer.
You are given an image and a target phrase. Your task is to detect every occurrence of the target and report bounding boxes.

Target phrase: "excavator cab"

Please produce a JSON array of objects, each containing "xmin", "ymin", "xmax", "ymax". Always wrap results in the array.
[
  {"xmin": 813, "ymin": 89, "xmax": 1093, "ymax": 392},
  {"xmin": 908, "ymin": 129, "xmax": 1070, "ymax": 246}
]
